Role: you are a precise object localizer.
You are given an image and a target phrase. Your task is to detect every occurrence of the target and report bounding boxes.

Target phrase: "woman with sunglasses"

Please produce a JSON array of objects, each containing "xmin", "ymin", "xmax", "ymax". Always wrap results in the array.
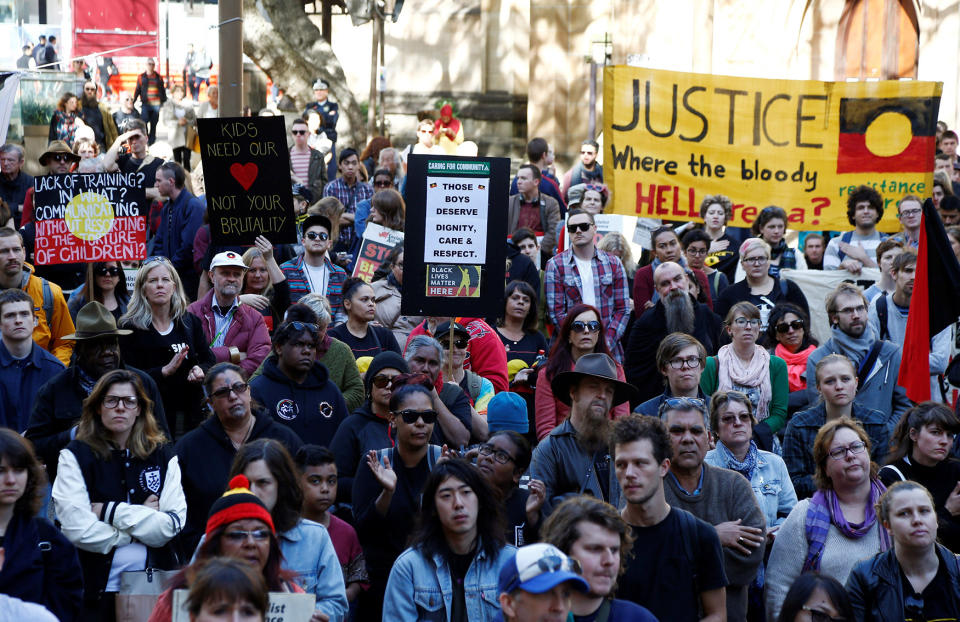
[
  {"xmin": 717, "ymin": 238, "xmax": 810, "ymax": 330},
  {"xmin": 776, "ymin": 573, "xmax": 853, "ymax": 622},
  {"xmin": 700, "ymin": 302, "xmax": 789, "ymax": 450},
  {"xmin": 52, "ymin": 369, "xmax": 185, "ymax": 620},
  {"xmin": 784, "ymin": 354, "xmax": 889, "ymax": 500},
  {"xmin": 351, "ymin": 381, "xmax": 444, "ymax": 620},
  {"xmin": 67, "ymin": 261, "xmax": 130, "ymax": 322},
  {"xmin": 330, "ymin": 352, "xmax": 409, "ymax": 503},
  {"xmin": 328, "ymin": 277, "xmax": 401, "ymax": 360},
  {"xmin": 880, "ymin": 402, "xmax": 960, "ymax": 552},
  {"xmin": 175, "ymin": 363, "xmax": 303, "ymax": 553},
  {"xmin": 766, "ymin": 417, "xmax": 891, "ymax": 621},
  {"xmin": 766, "ymin": 302, "xmax": 819, "ymax": 417},
  {"xmin": 534, "ymin": 304, "xmax": 628, "ymax": 440},
  {"xmin": 119, "ymin": 256, "xmax": 216, "ymax": 433},
  {"xmin": 847, "ymin": 481, "xmax": 960, "ymax": 622}
]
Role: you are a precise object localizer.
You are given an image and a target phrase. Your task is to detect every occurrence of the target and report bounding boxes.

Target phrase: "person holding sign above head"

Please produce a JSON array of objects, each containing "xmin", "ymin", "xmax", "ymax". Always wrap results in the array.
[
  {"xmin": 544, "ymin": 208, "xmax": 630, "ymax": 362},
  {"xmin": 152, "ymin": 162, "xmax": 206, "ymax": 300},
  {"xmin": 240, "ymin": 237, "xmax": 290, "ymax": 334},
  {"xmin": 328, "ymin": 277, "xmax": 401, "ymax": 360},
  {"xmin": 508, "ymin": 164, "xmax": 561, "ymax": 263},
  {"xmin": 281, "ymin": 214, "xmax": 348, "ymax": 316}
]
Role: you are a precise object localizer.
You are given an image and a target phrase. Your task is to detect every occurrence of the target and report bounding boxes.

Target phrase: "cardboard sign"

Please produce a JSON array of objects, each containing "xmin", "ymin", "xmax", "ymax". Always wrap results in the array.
[
  {"xmin": 172, "ymin": 589, "xmax": 316, "ymax": 622},
  {"xmin": 198, "ymin": 116, "xmax": 298, "ymax": 246},
  {"xmin": 604, "ymin": 66, "xmax": 942, "ymax": 231},
  {"xmin": 33, "ymin": 172, "xmax": 147, "ymax": 265},
  {"xmin": 351, "ymin": 223, "xmax": 404, "ymax": 282},
  {"xmin": 402, "ymin": 155, "xmax": 509, "ymax": 317}
]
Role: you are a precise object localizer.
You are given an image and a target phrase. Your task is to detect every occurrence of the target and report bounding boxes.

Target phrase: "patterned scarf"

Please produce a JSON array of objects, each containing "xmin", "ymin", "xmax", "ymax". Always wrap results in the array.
[
  {"xmin": 716, "ymin": 344, "xmax": 772, "ymax": 421},
  {"xmin": 802, "ymin": 478, "xmax": 891, "ymax": 572},
  {"xmin": 715, "ymin": 440, "xmax": 758, "ymax": 481}
]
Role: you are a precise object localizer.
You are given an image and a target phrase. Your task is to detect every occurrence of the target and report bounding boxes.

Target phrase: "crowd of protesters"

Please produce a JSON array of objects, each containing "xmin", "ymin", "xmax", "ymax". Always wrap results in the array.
[{"xmin": 0, "ymin": 67, "xmax": 960, "ymax": 622}]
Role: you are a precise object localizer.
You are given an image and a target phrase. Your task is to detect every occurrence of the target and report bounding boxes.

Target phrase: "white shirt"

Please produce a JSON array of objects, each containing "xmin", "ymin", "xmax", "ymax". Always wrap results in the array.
[
  {"xmin": 303, "ymin": 260, "xmax": 329, "ymax": 295},
  {"xmin": 574, "ymin": 254, "xmax": 597, "ymax": 307}
]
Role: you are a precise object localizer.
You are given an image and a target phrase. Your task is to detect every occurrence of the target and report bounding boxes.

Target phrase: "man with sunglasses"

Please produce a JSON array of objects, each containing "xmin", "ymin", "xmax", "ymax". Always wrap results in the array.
[
  {"xmin": 496, "ymin": 542, "xmax": 589, "ymax": 622},
  {"xmin": 544, "ymin": 208, "xmax": 630, "ymax": 362},
  {"xmin": 660, "ymin": 397, "xmax": 765, "ymax": 622},
  {"xmin": 281, "ymin": 214, "xmax": 348, "ymax": 315},
  {"xmin": 188, "ymin": 251, "xmax": 271, "ymax": 375},
  {"xmin": 289, "ymin": 117, "xmax": 326, "ymax": 200},
  {"xmin": 508, "ymin": 164, "xmax": 561, "ymax": 264},
  {"xmin": 250, "ymin": 319, "xmax": 348, "ymax": 447},
  {"xmin": 625, "ymin": 261, "xmax": 722, "ymax": 406}
]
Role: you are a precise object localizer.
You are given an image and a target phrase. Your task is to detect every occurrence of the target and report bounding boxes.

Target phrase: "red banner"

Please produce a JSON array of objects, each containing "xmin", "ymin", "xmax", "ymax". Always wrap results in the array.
[{"xmin": 72, "ymin": 0, "xmax": 159, "ymax": 57}]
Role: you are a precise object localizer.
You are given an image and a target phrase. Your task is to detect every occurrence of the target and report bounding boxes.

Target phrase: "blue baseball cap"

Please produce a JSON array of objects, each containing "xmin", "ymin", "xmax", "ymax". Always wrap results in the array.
[{"xmin": 498, "ymin": 543, "xmax": 589, "ymax": 595}]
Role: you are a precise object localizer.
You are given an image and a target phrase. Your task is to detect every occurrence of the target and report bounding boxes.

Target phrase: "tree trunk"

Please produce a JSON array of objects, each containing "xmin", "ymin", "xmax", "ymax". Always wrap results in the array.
[{"xmin": 242, "ymin": 0, "xmax": 366, "ymax": 149}]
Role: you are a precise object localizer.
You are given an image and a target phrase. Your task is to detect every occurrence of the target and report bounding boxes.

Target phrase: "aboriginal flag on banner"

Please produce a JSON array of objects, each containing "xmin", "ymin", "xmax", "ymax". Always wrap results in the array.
[
  {"xmin": 836, "ymin": 97, "xmax": 938, "ymax": 174},
  {"xmin": 897, "ymin": 199, "xmax": 960, "ymax": 402}
]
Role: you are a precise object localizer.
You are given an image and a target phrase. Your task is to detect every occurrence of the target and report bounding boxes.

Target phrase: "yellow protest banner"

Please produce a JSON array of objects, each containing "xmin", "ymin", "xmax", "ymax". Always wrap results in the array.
[{"xmin": 603, "ymin": 66, "xmax": 942, "ymax": 231}]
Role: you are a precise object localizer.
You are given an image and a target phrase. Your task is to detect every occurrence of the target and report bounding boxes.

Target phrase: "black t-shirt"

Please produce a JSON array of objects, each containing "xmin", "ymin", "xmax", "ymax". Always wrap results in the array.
[
  {"xmin": 328, "ymin": 324, "xmax": 401, "ymax": 360},
  {"xmin": 900, "ymin": 558, "xmax": 958, "ymax": 622},
  {"xmin": 497, "ymin": 329, "xmax": 548, "ymax": 367},
  {"xmin": 117, "ymin": 153, "xmax": 162, "ymax": 214},
  {"xmin": 573, "ymin": 599, "xmax": 658, "ymax": 622},
  {"xmin": 448, "ymin": 550, "xmax": 474, "ymax": 622},
  {"xmin": 617, "ymin": 508, "xmax": 727, "ymax": 622}
]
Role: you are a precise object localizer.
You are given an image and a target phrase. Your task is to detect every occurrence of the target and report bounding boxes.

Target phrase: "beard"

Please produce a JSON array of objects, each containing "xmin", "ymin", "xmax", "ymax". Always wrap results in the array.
[
  {"xmin": 664, "ymin": 289, "xmax": 695, "ymax": 335},
  {"xmin": 81, "ymin": 92, "xmax": 98, "ymax": 107},
  {"xmin": 576, "ymin": 404, "xmax": 612, "ymax": 453}
]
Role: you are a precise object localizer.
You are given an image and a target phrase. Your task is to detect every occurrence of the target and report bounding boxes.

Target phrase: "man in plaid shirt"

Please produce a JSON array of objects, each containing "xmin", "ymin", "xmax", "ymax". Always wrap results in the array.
[
  {"xmin": 322, "ymin": 148, "xmax": 373, "ymax": 253},
  {"xmin": 545, "ymin": 208, "xmax": 630, "ymax": 361}
]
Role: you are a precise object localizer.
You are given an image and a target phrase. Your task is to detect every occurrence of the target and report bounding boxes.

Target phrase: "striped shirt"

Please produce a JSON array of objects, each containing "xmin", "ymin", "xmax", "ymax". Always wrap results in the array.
[
  {"xmin": 290, "ymin": 147, "xmax": 312, "ymax": 184},
  {"xmin": 211, "ymin": 299, "xmax": 239, "ymax": 347}
]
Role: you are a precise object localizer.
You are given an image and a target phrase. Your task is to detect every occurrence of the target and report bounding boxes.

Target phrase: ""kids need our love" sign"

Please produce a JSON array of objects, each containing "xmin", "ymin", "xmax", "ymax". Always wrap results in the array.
[{"xmin": 198, "ymin": 116, "xmax": 298, "ymax": 245}]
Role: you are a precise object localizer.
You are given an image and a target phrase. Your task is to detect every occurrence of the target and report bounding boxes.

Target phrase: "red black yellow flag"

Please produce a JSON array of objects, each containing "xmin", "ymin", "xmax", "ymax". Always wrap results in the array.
[{"xmin": 836, "ymin": 97, "xmax": 938, "ymax": 174}]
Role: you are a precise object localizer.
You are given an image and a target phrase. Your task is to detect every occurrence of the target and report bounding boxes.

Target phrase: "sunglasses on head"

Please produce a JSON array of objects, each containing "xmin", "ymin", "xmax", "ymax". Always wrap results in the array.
[
  {"xmin": 394, "ymin": 409, "xmax": 438, "ymax": 425},
  {"xmin": 567, "ymin": 222, "xmax": 592, "ymax": 233},
  {"xmin": 571, "ymin": 320, "xmax": 601, "ymax": 333},
  {"xmin": 284, "ymin": 321, "xmax": 318, "ymax": 336},
  {"xmin": 95, "ymin": 266, "xmax": 121, "ymax": 277},
  {"xmin": 775, "ymin": 319, "xmax": 804, "ymax": 333}
]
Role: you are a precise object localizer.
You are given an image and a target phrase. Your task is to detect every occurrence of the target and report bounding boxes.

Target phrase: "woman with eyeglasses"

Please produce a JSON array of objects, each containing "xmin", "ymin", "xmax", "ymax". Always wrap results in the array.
[
  {"xmin": 49, "ymin": 92, "xmax": 81, "ymax": 145},
  {"xmin": 776, "ymin": 573, "xmax": 853, "ymax": 622},
  {"xmin": 718, "ymin": 238, "xmax": 810, "ymax": 329},
  {"xmin": 119, "ymin": 256, "xmax": 216, "ymax": 433},
  {"xmin": 879, "ymin": 402, "xmax": 960, "ymax": 553},
  {"xmin": 766, "ymin": 417, "xmax": 891, "ymax": 621},
  {"xmin": 330, "ymin": 352, "xmax": 409, "ymax": 503},
  {"xmin": 784, "ymin": 354, "xmax": 890, "ymax": 500},
  {"xmin": 240, "ymin": 236, "xmax": 289, "ymax": 333},
  {"xmin": 149, "ymin": 474, "xmax": 309, "ymax": 622},
  {"xmin": 67, "ymin": 261, "xmax": 130, "ymax": 322},
  {"xmin": 175, "ymin": 363, "xmax": 303, "ymax": 553},
  {"xmin": 534, "ymin": 303, "xmax": 629, "ymax": 440},
  {"xmin": 734, "ymin": 206, "xmax": 807, "ymax": 282},
  {"xmin": 370, "ymin": 244, "xmax": 423, "ymax": 346},
  {"xmin": 351, "ymin": 381, "xmax": 444, "ymax": 620},
  {"xmin": 700, "ymin": 302, "xmax": 788, "ymax": 450},
  {"xmin": 52, "ymin": 369, "xmax": 186, "ymax": 620},
  {"xmin": 328, "ymin": 277, "xmax": 401, "ymax": 360},
  {"xmin": 846, "ymin": 481, "xmax": 960, "ymax": 622}
]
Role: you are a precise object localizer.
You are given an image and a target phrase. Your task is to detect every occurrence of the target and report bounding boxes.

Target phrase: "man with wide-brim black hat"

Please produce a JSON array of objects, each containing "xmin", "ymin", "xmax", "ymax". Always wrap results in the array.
[
  {"xmin": 25, "ymin": 301, "xmax": 170, "ymax": 480},
  {"xmin": 529, "ymin": 352, "xmax": 638, "ymax": 518}
]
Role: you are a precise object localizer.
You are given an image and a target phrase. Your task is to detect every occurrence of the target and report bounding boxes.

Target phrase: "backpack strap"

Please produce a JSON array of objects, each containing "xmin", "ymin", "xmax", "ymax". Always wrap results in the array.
[
  {"xmin": 41, "ymin": 278, "xmax": 53, "ymax": 327},
  {"xmin": 857, "ymin": 341, "xmax": 884, "ymax": 388},
  {"xmin": 427, "ymin": 444, "xmax": 442, "ymax": 469},
  {"xmin": 877, "ymin": 293, "xmax": 889, "ymax": 342},
  {"xmin": 779, "ymin": 277, "xmax": 788, "ymax": 298},
  {"xmin": 673, "ymin": 509, "xmax": 702, "ymax": 615},
  {"xmin": 837, "ymin": 230, "xmax": 854, "ymax": 262}
]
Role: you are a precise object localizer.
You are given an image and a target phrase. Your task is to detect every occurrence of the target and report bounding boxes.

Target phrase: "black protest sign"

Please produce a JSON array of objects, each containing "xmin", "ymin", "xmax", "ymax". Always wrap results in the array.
[
  {"xmin": 198, "ymin": 116, "xmax": 297, "ymax": 245},
  {"xmin": 33, "ymin": 171, "xmax": 147, "ymax": 264},
  {"xmin": 402, "ymin": 155, "xmax": 509, "ymax": 317}
]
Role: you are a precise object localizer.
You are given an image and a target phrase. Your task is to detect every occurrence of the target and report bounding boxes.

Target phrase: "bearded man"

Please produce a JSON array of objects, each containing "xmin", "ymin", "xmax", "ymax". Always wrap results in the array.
[
  {"xmin": 79, "ymin": 80, "xmax": 118, "ymax": 149},
  {"xmin": 624, "ymin": 261, "xmax": 721, "ymax": 408},
  {"xmin": 530, "ymin": 353, "xmax": 638, "ymax": 519}
]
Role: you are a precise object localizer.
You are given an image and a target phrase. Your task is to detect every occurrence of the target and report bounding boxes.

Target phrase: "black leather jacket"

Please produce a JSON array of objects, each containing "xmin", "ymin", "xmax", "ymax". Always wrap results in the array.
[{"xmin": 846, "ymin": 544, "xmax": 960, "ymax": 622}]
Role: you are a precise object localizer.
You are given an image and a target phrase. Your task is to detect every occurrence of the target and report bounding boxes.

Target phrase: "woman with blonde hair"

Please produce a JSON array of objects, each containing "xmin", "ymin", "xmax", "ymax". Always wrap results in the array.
[
  {"xmin": 119, "ymin": 256, "xmax": 215, "ymax": 433},
  {"xmin": 52, "ymin": 369, "xmax": 186, "ymax": 620},
  {"xmin": 240, "ymin": 236, "xmax": 289, "ymax": 332}
]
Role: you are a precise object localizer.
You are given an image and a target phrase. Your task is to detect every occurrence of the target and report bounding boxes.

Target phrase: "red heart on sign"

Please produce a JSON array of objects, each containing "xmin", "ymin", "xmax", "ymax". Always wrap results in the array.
[{"xmin": 230, "ymin": 162, "xmax": 258, "ymax": 190}]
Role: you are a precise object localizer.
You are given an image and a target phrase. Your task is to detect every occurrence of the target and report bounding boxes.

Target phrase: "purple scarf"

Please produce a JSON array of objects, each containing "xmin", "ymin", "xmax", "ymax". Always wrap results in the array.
[{"xmin": 802, "ymin": 479, "xmax": 891, "ymax": 572}]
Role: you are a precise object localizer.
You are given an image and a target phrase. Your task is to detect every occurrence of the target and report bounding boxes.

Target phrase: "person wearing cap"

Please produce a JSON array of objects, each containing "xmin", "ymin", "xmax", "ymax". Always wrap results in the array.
[
  {"xmin": 437, "ymin": 320, "xmax": 495, "ymax": 422},
  {"xmin": 530, "ymin": 352, "xmax": 639, "ymax": 517},
  {"xmin": 304, "ymin": 79, "xmax": 339, "ymax": 144},
  {"xmin": 280, "ymin": 213, "xmax": 349, "ymax": 315},
  {"xmin": 188, "ymin": 251, "xmax": 272, "ymax": 376},
  {"xmin": 152, "ymin": 161, "xmax": 206, "ymax": 298},
  {"xmin": 407, "ymin": 316, "xmax": 510, "ymax": 393},
  {"xmin": 26, "ymin": 301, "xmax": 170, "ymax": 481},
  {"xmin": 496, "ymin": 542, "xmax": 589, "ymax": 622},
  {"xmin": 542, "ymin": 496, "xmax": 657, "ymax": 622},
  {"xmin": 330, "ymin": 351, "xmax": 408, "ymax": 502},
  {"xmin": 474, "ymin": 428, "xmax": 545, "ymax": 547},
  {"xmin": 611, "ymin": 414, "xmax": 727, "ymax": 621},
  {"xmin": 322, "ymin": 148, "xmax": 373, "ymax": 252},
  {"xmin": 293, "ymin": 182, "xmax": 314, "ymax": 234},
  {"xmin": 249, "ymin": 318, "xmax": 348, "ymax": 447},
  {"xmin": 660, "ymin": 397, "xmax": 766, "ymax": 622},
  {"xmin": 290, "ymin": 117, "xmax": 327, "ymax": 201},
  {"xmin": 383, "ymin": 459, "xmax": 513, "ymax": 621},
  {"xmin": 132, "ymin": 58, "xmax": 166, "ymax": 144},
  {"xmin": 0, "ymin": 288, "xmax": 64, "ymax": 430}
]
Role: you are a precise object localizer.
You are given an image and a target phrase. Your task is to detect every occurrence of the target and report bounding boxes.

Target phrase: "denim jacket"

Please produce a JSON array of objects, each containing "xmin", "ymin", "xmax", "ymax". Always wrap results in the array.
[
  {"xmin": 382, "ymin": 540, "xmax": 515, "ymax": 621},
  {"xmin": 705, "ymin": 445, "xmax": 798, "ymax": 529},
  {"xmin": 281, "ymin": 519, "xmax": 349, "ymax": 621}
]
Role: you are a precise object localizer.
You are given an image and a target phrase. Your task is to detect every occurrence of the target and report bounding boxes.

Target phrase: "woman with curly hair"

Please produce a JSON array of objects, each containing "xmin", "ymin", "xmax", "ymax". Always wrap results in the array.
[{"xmin": 49, "ymin": 92, "xmax": 82, "ymax": 145}]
